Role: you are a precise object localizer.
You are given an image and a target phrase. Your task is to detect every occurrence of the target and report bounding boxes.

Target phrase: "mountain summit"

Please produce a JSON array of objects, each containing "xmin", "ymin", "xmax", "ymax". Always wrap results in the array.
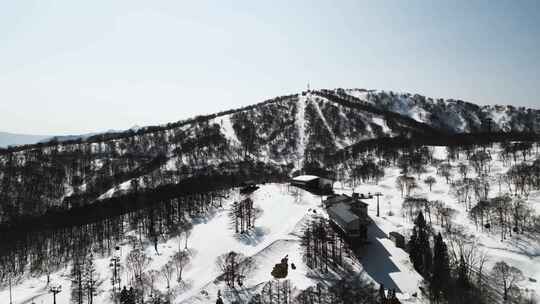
[{"xmin": 0, "ymin": 88, "xmax": 538, "ymax": 226}]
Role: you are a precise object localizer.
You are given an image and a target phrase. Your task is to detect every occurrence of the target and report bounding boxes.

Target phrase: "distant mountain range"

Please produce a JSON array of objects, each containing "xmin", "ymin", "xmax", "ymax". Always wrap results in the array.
[
  {"xmin": 0, "ymin": 132, "xmax": 50, "ymax": 148},
  {"xmin": 0, "ymin": 126, "xmax": 142, "ymax": 148}
]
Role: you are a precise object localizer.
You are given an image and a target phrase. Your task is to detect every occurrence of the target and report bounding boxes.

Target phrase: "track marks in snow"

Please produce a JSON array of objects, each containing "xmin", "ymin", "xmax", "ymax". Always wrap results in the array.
[{"xmin": 309, "ymin": 97, "xmax": 343, "ymax": 149}]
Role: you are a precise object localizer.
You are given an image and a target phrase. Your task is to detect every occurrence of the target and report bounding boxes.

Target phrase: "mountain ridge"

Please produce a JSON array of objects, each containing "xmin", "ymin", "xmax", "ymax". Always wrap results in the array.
[
  {"xmin": 0, "ymin": 88, "xmax": 538, "ymax": 227},
  {"xmin": 2, "ymin": 88, "xmax": 538, "ymax": 152}
]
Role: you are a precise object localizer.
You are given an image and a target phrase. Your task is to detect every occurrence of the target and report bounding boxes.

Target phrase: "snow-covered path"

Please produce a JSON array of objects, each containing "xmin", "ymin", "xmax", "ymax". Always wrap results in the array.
[{"xmin": 295, "ymin": 95, "xmax": 307, "ymax": 165}]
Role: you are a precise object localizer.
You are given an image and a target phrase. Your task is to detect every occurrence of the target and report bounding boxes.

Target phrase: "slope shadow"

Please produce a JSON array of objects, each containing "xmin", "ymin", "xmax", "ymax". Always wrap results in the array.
[{"xmin": 357, "ymin": 223, "xmax": 403, "ymax": 293}]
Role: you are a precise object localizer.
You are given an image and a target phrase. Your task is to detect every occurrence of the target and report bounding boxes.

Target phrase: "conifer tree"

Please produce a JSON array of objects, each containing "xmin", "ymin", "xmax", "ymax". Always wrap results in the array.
[
  {"xmin": 408, "ymin": 224, "xmax": 421, "ymax": 271},
  {"xmin": 408, "ymin": 212, "xmax": 432, "ymax": 276},
  {"xmin": 378, "ymin": 283, "xmax": 386, "ymax": 303},
  {"xmin": 430, "ymin": 233, "xmax": 450, "ymax": 302},
  {"xmin": 456, "ymin": 254, "xmax": 469, "ymax": 290},
  {"xmin": 70, "ymin": 255, "xmax": 85, "ymax": 304}
]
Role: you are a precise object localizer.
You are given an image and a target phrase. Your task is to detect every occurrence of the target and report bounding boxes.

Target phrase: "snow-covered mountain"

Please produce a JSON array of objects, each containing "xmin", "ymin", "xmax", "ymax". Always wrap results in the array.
[
  {"xmin": 341, "ymin": 88, "xmax": 540, "ymax": 133},
  {"xmin": 0, "ymin": 89, "xmax": 538, "ymax": 225},
  {"xmin": 2, "ymin": 88, "xmax": 540, "ymax": 304}
]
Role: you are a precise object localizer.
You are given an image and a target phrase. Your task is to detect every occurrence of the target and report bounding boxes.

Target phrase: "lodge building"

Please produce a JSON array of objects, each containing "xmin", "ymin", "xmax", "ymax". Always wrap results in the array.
[{"xmin": 324, "ymin": 193, "xmax": 370, "ymax": 242}]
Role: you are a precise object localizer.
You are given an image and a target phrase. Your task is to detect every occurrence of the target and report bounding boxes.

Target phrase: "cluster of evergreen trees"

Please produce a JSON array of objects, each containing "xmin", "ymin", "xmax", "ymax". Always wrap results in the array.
[
  {"xmin": 119, "ymin": 286, "xmax": 139, "ymax": 304},
  {"xmin": 408, "ymin": 212, "xmax": 491, "ymax": 303},
  {"xmin": 230, "ymin": 197, "xmax": 259, "ymax": 233},
  {"xmin": 300, "ymin": 217, "xmax": 347, "ymax": 272}
]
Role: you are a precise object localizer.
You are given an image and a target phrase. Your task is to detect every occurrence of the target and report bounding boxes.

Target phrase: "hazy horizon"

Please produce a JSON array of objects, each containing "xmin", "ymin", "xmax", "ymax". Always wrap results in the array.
[{"xmin": 1, "ymin": 1, "xmax": 539, "ymax": 135}]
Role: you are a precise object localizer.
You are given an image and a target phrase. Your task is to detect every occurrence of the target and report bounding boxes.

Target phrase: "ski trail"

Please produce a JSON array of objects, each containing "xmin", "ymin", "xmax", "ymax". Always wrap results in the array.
[
  {"xmin": 295, "ymin": 95, "xmax": 306, "ymax": 165},
  {"xmin": 310, "ymin": 97, "xmax": 343, "ymax": 149}
]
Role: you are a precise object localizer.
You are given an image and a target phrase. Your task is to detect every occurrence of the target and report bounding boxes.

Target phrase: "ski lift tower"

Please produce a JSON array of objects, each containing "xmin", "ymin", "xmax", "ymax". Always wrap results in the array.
[
  {"xmin": 50, "ymin": 284, "xmax": 62, "ymax": 304},
  {"xmin": 110, "ymin": 246, "xmax": 121, "ymax": 293}
]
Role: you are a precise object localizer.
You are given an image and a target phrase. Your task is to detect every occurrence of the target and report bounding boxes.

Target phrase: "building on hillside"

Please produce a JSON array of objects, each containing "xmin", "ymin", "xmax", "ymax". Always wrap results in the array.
[
  {"xmin": 324, "ymin": 193, "xmax": 369, "ymax": 242},
  {"xmin": 290, "ymin": 175, "xmax": 333, "ymax": 194},
  {"xmin": 323, "ymin": 193, "xmax": 351, "ymax": 208}
]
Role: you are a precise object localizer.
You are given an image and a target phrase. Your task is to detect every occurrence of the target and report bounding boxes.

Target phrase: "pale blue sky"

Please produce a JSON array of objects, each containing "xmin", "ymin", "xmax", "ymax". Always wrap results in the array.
[{"xmin": 0, "ymin": 1, "xmax": 539, "ymax": 135}]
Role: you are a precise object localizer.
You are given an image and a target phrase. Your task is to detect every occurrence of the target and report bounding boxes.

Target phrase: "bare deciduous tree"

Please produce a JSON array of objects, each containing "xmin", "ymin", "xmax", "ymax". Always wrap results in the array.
[
  {"xmin": 126, "ymin": 248, "xmax": 151, "ymax": 285},
  {"xmin": 216, "ymin": 251, "xmax": 254, "ymax": 288},
  {"xmin": 173, "ymin": 250, "xmax": 190, "ymax": 282},
  {"xmin": 491, "ymin": 261, "xmax": 524, "ymax": 301},
  {"xmin": 161, "ymin": 261, "xmax": 175, "ymax": 289},
  {"xmin": 424, "ymin": 176, "xmax": 436, "ymax": 192}
]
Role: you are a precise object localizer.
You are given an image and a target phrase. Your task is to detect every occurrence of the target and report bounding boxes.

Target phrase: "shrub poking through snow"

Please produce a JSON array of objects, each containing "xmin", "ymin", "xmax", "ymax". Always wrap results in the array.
[{"xmin": 271, "ymin": 255, "xmax": 289, "ymax": 279}]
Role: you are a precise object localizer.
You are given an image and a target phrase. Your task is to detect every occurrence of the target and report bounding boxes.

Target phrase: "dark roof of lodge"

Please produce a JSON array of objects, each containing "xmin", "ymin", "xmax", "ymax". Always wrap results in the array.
[
  {"xmin": 324, "ymin": 194, "xmax": 368, "ymax": 206},
  {"xmin": 328, "ymin": 202, "xmax": 360, "ymax": 225}
]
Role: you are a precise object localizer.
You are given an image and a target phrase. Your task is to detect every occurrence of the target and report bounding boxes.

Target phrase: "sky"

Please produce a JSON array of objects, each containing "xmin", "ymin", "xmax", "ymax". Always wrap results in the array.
[{"xmin": 0, "ymin": 0, "xmax": 539, "ymax": 135}]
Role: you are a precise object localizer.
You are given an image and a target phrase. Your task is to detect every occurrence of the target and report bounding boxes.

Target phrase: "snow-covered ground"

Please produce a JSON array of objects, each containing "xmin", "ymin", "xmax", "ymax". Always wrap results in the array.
[
  {"xmin": 4, "ymin": 144, "xmax": 540, "ymax": 303},
  {"xmin": 336, "ymin": 145, "xmax": 540, "ymax": 300},
  {"xmin": 1, "ymin": 182, "xmax": 425, "ymax": 304}
]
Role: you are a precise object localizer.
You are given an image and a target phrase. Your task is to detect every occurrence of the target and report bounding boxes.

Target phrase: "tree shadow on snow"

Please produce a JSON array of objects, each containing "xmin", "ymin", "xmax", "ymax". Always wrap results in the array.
[
  {"xmin": 234, "ymin": 226, "xmax": 269, "ymax": 246},
  {"xmin": 190, "ymin": 206, "xmax": 222, "ymax": 225},
  {"xmin": 356, "ymin": 223, "xmax": 403, "ymax": 293},
  {"xmin": 171, "ymin": 278, "xmax": 195, "ymax": 297}
]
